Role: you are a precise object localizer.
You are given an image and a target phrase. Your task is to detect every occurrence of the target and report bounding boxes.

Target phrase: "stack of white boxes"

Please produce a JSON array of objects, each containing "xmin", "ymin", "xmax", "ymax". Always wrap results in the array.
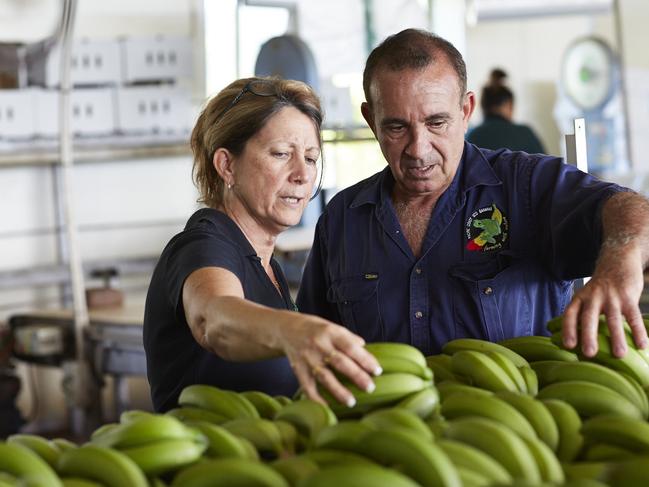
[{"xmin": 0, "ymin": 36, "xmax": 193, "ymax": 143}]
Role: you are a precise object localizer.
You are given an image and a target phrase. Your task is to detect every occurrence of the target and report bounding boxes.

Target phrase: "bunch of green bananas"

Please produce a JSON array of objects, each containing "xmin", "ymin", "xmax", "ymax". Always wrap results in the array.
[
  {"xmin": 87, "ymin": 412, "xmax": 207, "ymax": 478},
  {"xmin": 319, "ymin": 342, "xmax": 436, "ymax": 418}
]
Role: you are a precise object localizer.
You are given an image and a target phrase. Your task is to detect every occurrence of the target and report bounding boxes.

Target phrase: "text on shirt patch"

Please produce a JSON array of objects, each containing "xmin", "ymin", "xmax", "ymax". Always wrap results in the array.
[{"xmin": 465, "ymin": 203, "xmax": 509, "ymax": 252}]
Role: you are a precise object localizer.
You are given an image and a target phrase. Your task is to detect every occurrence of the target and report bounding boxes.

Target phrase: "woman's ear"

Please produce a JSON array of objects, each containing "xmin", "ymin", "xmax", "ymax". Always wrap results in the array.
[{"xmin": 213, "ymin": 148, "xmax": 235, "ymax": 185}]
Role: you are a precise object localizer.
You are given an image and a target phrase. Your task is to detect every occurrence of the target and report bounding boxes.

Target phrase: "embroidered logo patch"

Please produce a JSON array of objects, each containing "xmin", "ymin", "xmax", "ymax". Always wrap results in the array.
[{"xmin": 465, "ymin": 203, "xmax": 508, "ymax": 251}]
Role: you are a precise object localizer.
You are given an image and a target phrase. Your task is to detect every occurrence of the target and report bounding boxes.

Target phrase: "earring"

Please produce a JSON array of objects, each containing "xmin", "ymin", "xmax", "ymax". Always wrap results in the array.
[{"xmin": 227, "ymin": 183, "xmax": 232, "ymax": 189}]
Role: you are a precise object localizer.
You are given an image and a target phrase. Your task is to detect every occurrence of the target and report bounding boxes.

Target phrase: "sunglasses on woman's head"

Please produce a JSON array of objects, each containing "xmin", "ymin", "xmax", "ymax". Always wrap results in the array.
[{"xmin": 213, "ymin": 80, "xmax": 280, "ymax": 124}]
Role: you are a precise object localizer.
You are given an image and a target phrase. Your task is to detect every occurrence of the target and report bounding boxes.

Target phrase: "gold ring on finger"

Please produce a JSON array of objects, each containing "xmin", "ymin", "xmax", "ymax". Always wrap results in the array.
[
  {"xmin": 323, "ymin": 350, "xmax": 338, "ymax": 365},
  {"xmin": 311, "ymin": 364, "xmax": 325, "ymax": 378}
]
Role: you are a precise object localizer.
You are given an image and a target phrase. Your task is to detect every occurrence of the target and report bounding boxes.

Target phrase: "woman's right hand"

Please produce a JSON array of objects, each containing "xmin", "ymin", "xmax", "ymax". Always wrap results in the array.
[{"xmin": 278, "ymin": 313, "xmax": 383, "ymax": 408}]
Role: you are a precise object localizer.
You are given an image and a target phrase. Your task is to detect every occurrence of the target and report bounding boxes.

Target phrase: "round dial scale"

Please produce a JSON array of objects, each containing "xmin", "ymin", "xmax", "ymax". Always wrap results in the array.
[{"xmin": 561, "ymin": 37, "xmax": 617, "ymax": 111}]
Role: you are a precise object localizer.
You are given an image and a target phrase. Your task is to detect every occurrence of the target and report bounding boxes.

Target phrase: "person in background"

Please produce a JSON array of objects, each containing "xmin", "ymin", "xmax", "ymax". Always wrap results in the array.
[
  {"xmin": 467, "ymin": 68, "xmax": 545, "ymax": 154},
  {"xmin": 144, "ymin": 77, "xmax": 380, "ymax": 412},
  {"xmin": 297, "ymin": 29, "xmax": 649, "ymax": 362}
]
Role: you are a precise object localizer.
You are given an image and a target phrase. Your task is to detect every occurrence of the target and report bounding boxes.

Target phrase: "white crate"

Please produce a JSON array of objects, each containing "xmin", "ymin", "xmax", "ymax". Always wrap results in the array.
[
  {"xmin": 29, "ymin": 39, "xmax": 122, "ymax": 88},
  {"xmin": 0, "ymin": 89, "xmax": 36, "ymax": 139},
  {"xmin": 120, "ymin": 36, "xmax": 192, "ymax": 83},
  {"xmin": 34, "ymin": 88, "xmax": 116, "ymax": 137},
  {"xmin": 115, "ymin": 85, "xmax": 192, "ymax": 135}
]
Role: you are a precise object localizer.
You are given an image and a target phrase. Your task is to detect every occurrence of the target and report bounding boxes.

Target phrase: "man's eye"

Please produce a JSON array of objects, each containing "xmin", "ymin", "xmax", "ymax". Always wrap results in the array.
[
  {"xmin": 305, "ymin": 157, "xmax": 318, "ymax": 165},
  {"xmin": 273, "ymin": 152, "xmax": 289, "ymax": 158},
  {"xmin": 429, "ymin": 120, "xmax": 446, "ymax": 129}
]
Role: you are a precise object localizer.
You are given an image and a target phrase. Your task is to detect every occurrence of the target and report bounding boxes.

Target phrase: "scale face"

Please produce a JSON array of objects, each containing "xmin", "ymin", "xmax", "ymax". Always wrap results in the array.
[{"xmin": 561, "ymin": 37, "xmax": 616, "ymax": 111}]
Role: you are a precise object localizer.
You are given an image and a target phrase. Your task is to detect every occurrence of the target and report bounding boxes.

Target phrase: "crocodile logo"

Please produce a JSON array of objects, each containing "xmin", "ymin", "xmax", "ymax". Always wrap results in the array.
[{"xmin": 465, "ymin": 203, "xmax": 508, "ymax": 252}]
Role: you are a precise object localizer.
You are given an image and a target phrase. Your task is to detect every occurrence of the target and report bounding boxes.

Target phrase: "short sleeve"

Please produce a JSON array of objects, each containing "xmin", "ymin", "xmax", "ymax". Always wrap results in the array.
[{"xmin": 162, "ymin": 229, "xmax": 244, "ymax": 319}]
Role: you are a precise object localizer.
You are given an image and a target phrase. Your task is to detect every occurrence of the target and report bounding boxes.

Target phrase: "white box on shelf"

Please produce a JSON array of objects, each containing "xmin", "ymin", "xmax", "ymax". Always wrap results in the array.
[
  {"xmin": 0, "ymin": 89, "xmax": 36, "ymax": 139},
  {"xmin": 34, "ymin": 87, "xmax": 116, "ymax": 137},
  {"xmin": 29, "ymin": 39, "xmax": 122, "ymax": 88},
  {"xmin": 120, "ymin": 36, "xmax": 192, "ymax": 83},
  {"xmin": 115, "ymin": 85, "xmax": 192, "ymax": 135}
]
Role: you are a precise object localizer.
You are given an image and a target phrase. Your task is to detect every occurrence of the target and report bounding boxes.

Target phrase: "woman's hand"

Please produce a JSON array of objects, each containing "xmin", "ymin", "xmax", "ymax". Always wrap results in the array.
[{"xmin": 277, "ymin": 313, "xmax": 383, "ymax": 408}]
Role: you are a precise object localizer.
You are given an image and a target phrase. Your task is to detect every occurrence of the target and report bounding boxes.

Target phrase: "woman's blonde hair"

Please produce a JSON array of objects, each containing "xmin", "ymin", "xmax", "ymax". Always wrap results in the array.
[{"xmin": 191, "ymin": 77, "xmax": 323, "ymax": 208}]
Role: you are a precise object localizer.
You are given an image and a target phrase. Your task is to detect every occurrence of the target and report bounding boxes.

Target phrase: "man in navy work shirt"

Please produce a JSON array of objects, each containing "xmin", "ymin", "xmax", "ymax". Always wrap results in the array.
[{"xmin": 297, "ymin": 29, "xmax": 649, "ymax": 358}]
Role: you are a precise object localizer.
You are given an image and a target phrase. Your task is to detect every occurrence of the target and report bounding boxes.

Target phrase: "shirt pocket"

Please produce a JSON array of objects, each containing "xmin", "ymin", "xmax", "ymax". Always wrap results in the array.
[
  {"xmin": 326, "ymin": 275, "xmax": 384, "ymax": 342},
  {"xmin": 448, "ymin": 251, "xmax": 532, "ymax": 342}
]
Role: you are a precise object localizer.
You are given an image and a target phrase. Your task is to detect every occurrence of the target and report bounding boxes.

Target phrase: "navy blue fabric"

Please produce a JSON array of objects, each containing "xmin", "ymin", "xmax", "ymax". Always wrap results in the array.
[
  {"xmin": 144, "ymin": 208, "xmax": 298, "ymax": 412},
  {"xmin": 297, "ymin": 143, "xmax": 625, "ymax": 355}
]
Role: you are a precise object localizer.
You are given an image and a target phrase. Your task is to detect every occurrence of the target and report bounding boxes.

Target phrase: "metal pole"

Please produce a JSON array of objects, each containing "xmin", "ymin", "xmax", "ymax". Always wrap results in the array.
[
  {"xmin": 613, "ymin": 0, "xmax": 633, "ymax": 169},
  {"xmin": 363, "ymin": 0, "xmax": 375, "ymax": 56},
  {"xmin": 57, "ymin": 0, "xmax": 97, "ymax": 437}
]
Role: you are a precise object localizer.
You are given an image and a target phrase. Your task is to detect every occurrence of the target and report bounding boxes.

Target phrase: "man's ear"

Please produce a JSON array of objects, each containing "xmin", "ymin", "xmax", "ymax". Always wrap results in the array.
[
  {"xmin": 361, "ymin": 101, "xmax": 377, "ymax": 135},
  {"xmin": 213, "ymin": 148, "xmax": 235, "ymax": 185},
  {"xmin": 462, "ymin": 91, "xmax": 476, "ymax": 132}
]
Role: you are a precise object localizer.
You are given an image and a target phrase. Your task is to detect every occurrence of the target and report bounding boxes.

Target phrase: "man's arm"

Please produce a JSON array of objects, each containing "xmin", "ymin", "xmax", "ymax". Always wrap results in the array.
[{"xmin": 562, "ymin": 191, "xmax": 649, "ymax": 357}]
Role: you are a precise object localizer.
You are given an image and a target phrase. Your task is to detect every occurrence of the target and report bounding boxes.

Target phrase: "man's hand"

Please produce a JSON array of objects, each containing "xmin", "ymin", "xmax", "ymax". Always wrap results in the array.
[{"xmin": 562, "ymin": 191, "xmax": 649, "ymax": 358}]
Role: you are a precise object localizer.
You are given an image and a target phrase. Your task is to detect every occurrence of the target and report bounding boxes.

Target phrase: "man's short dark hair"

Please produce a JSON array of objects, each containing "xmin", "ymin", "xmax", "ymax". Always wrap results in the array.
[{"xmin": 362, "ymin": 28, "xmax": 467, "ymax": 106}]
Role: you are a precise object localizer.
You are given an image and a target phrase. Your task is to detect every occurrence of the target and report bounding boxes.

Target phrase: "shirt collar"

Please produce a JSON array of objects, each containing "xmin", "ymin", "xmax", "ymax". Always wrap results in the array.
[{"xmin": 348, "ymin": 142, "xmax": 501, "ymax": 209}]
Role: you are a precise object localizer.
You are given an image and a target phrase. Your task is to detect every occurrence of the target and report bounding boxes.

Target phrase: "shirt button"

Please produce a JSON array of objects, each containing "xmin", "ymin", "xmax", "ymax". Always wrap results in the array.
[
  {"xmin": 415, "ymin": 268, "xmax": 422, "ymax": 274},
  {"xmin": 415, "ymin": 311, "xmax": 423, "ymax": 318},
  {"xmin": 483, "ymin": 286, "xmax": 493, "ymax": 295}
]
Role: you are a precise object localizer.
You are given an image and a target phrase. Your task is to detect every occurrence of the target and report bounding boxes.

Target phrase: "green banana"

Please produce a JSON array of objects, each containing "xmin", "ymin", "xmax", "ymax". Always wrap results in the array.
[
  {"xmin": 221, "ymin": 418, "xmax": 284, "ymax": 458},
  {"xmin": 91, "ymin": 414, "xmax": 202, "ymax": 448},
  {"xmin": 120, "ymin": 437, "xmax": 207, "ymax": 476},
  {"xmin": 178, "ymin": 384, "xmax": 259, "ymax": 419},
  {"xmin": 119, "ymin": 410, "xmax": 154, "ymax": 424},
  {"xmin": 581, "ymin": 414, "xmax": 649, "ymax": 452},
  {"xmin": 89, "ymin": 423, "xmax": 119, "ymax": 442},
  {"xmin": 365, "ymin": 342, "xmax": 427, "ymax": 368},
  {"xmin": 436, "ymin": 381, "xmax": 493, "ymax": 401},
  {"xmin": 443, "ymin": 417, "xmax": 541, "ymax": 483},
  {"xmin": 538, "ymin": 360, "xmax": 649, "ymax": 418},
  {"xmin": 562, "ymin": 462, "xmax": 611, "ymax": 482},
  {"xmin": 520, "ymin": 366, "xmax": 538, "ymax": 396},
  {"xmin": 270, "ymin": 456, "xmax": 319, "ymax": 486},
  {"xmin": 553, "ymin": 331, "xmax": 649, "ymax": 387},
  {"xmin": 437, "ymin": 439, "xmax": 512, "ymax": 485},
  {"xmin": 274, "ymin": 398, "xmax": 337, "ymax": 440},
  {"xmin": 241, "ymin": 391, "xmax": 283, "ymax": 419},
  {"xmin": 321, "ymin": 373, "xmax": 429, "ymax": 416},
  {"xmin": 425, "ymin": 354, "xmax": 465, "ymax": 382},
  {"xmin": 529, "ymin": 360, "xmax": 564, "ymax": 386},
  {"xmin": 298, "ymin": 464, "xmax": 420, "ymax": 487},
  {"xmin": 170, "ymin": 457, "xmax": 289, "ymax": 487},
  {"xmin": 500, "ymin": 335, "xmax": 579, "ymax": 362},
  {"xmin": 486, "ymin": 351, "xmax": 528, "ymax": 393},
  {"xmin": 454, "ymin": 466, "xmax": 492, "ymax": 487},
  {"xmin": 441, "ymin": 391, "xmax": 537, "ymax": 441},
  {"xmin": 359, "ymin": 427, "xmax": 462, "ymax": 487},
  {"xmin": 395, "ymin": 387, "xmax": 439, "ymax": 419},
  {"xmin": 274, "ymin": 420, "xmax": 300, "ymax": 455},
  {"xmin": 166, "ymin": 406, "xmax": 228, "ymax": 424},
  {"xmin": 360, "ymin": 407, "xmax": 433, "ymax": 440},
  {"xmin": 494, "ymin": 391, "xmax": 559, "ymax": 451},
  {"xmin": 619, "ymin": 371, "xmax": 649, "ymax": 417},
  {"xmin": 300, "ymin": 449, "xmax": 375, "ymax": 468},
  {"xmin": 0, "ymin": 472, "xmax": 17, "ymax": 487},
  {"xmin": 185, "ymin": 420, "xmax": 258, "ymax": 460},
  {"xmin": 312, "ymin": 421, "xmax": 375, "ymax": 451},
  {"xmin": 537, "ymin": 380, "xmax": 644, "ymax": 419},
  {"xmin": 450, "ymin": 350, "xmax": 518, "ymax": 392},
  {"xmin": 442, "ymin": 338, "xmax": 529, "ymax": 367},
  {"xmin": 0, "ymin": 441, "xmax": 61, "ymax": 487},
  {"xmin": 521, "ymin": 436, "xmax": 565, "ymax": 484},
  {"xmin": 583, "ymin": 442, "xmax": 633, "ymax": 461},
  {"xmin": 58, "ymin": 444, "xmax": 148, "ymax": 487},
  {"xmin": 51, "ymin": 438, "xmax": 77, "ymax": 452},
  {"xmin": 601, "ymin": 457, "xmax": 649, "ymax": 485},
  {"xmin": 540, "ymin": 399, "xmax": 583, "ymax": 462},
  {"xmin": 274, "ymin": 396, "xmax": 292, "ymax": 407},
  {"xmin": 7, "ymin": 434, "xmax": 61, "ymax": 469},
  {"xmin": 60, "ymin": 479, "xmax": 103, "ymax": 487}
]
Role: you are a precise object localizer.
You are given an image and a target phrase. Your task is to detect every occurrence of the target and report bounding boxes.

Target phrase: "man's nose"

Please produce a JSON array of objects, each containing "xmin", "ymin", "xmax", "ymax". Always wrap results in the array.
[{"xmin": 404, "ymin": 126, "xmax": 430, "ymax": 160}]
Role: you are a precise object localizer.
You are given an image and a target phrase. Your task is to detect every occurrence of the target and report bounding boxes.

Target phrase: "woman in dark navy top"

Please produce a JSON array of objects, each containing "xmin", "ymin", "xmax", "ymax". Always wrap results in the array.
[{"xmin": 144, "ymin": 77, "xmax": 380, "ymax": 412}]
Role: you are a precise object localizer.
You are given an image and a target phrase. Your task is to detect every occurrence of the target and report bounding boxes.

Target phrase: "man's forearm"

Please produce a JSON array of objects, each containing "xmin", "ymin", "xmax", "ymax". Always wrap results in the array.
[{"xmin": 599, "ymin": 191, "xmax": 649, "ymax": 267}]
